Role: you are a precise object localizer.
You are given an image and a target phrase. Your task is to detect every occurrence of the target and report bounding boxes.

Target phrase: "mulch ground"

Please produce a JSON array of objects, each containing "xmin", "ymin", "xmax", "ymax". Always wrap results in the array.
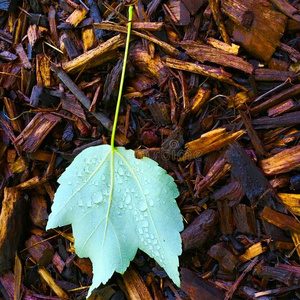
[{"xmin": 1, "ymin": 0, "xmax": 300, "ymax": 299}]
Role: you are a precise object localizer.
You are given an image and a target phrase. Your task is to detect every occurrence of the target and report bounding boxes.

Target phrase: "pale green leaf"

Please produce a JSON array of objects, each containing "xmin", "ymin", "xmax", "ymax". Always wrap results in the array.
[{"xmin": 46, "ymin": 145, "xmax": 183, "ymax": 297}]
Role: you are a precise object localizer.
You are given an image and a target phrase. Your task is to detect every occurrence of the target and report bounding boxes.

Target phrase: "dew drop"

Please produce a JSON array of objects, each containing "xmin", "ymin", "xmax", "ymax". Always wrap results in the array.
[
  {"xmin": 148, "ymin": 199, "xmax": 154, "ymax": 206},
  {"xmin": 142, "ymin": 221, "xmax": 148, "ymax": 227},
  {"xmin": 78, "ymin": 199, "xmax": 83, "ymax": 207},
  {"xmin": 138, "ymin": 228, "xmax": 143, "ymax": 235},
  {"xmin": 67, "ymin": 181, "xmax": 72, "ymax": 185},
  {"xmin": 125, "ymin": 194, "xmax": 131, "ymax": 204},
  {"xmin": 153, "ymin": 239, "xmax": 157, "ymax": 245},
  {"xmin": 144, "ymin": 189, "xmax": 150, "ymax": 195},
  {"xmin": 118, "ymin": 168, "xmax": 124, "ymax": 176},
  {"xmin": 157, "ymin": 245, "xmax": 161, "ymax": 250},
  {"xmin": 93, "ymin": 193, "xmax": 103, "ymax": 204},
  {"xmin": 118, "ymin": 203, "xmax": 123, "ymax": 209},
  {"xmin": 150, "ymin": 234, "xmax": 154, "ymax": 239},
  {"xmin": 101, "ymin": 174, "xmax": 106, "ymax": 180},
  {"xmin": 138, "ymin": 202, "xmax": 147, "ymax": 211},
  {"xmin": 154, "ymin": 251, "xmax": 159, "ymax": 256}
]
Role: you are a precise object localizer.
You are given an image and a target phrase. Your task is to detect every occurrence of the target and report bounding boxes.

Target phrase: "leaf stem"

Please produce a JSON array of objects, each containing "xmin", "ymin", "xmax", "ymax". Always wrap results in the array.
[{"xmin": 111, "ymin": 5, "xmax": 133, "ymax": 149}]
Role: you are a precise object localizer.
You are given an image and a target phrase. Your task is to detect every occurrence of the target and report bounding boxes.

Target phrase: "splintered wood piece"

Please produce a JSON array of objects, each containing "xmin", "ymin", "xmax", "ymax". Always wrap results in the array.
[
  {"xmin": 0, "ymin": 51, "xmax": 17, "ymax": 61},
  {"xmin": 221, "ymin": 0, "xmax": 287, "ymax": 61},
  {"xmin": 61, "ymin": 34, "xmax": 124, "ymax": 74},
  {"xmin": 233, "ymin": 204, "xmax": 257, "ymax": 235},
  {"xmin": 209, "ymin": 243, "xmax": 239, "ymax": 273},
  {"xmin": 195, "ymin": 153, "xmax": 231, "ymax": 194},
  {"xmin": 254, "ymin": 68, "xmax": 295, "ymax": 81},
  {"xmin": 61, "ymin": 94, "xmax": 86, "ymax": 120},
  {"xmin": 189, "ymin": 87, "xmax": 211, "ymax": 114},
  {"xmin": 48, "ymin": 6, "xmax": 59, "ymax": 46},
  {"xmin": 206, "ymin": 38, "xmax": 239, "ymax": 55},
  {"xmin": 291, "ymin": 232, "xmax": 300, "ymax": 258},
  {"xmin": 94, "ymin": 23, "xmax": 180, "ymax": 56},
  {"xmin": 0, "ymin": 188, "xmax": 23, "ymax": 271},
  {"xmin": 15, "ymin": 44, "xmax": 31, "ymax": 69},
  {"xmin": 239, "ymin": 243, "xmax": 266, "ymax": 262},
  {"xmin": 278, "ymin": 193, "xmax": 300, "ymax": 216},
  {"xmin": 131, "ymin": 48, "xmax": 170, "ymax": 83},
  {"xmin": 251, "ymin": 84, "xmax": 300, "ymax": 115},
  {"xmin": 165, "ymin": 58, "xmax": 246, "ymax": 90},
  {"xmin": 146, "ymin": 99, "xmax": 171, "ymax": 126},
  {"xmin": 226, "ymin": 142, "xmax": 279, "ymax": 208},
  {"xmin": 251, "ymin": 111, "xmax": 300, "ymax": 129},
  {"xmin": 260, "ymin": 145, "xmax": 300, "ymax": 175},
  {"xmin": 208, "ymin": 0, "xmax": 231, "ymax": 44},
  {"xmin": 269, "ymin": 0, "xmax": 300, "ymax": 22},
  {"xmin": 29, "ymin": 193, "xmax": 48, "ymax": 228},
  {"xmin": 36, "ymin": 54, "xmax": 51, "ymax": 87},
  {"xmin": 25, "ymin": 235, "xmax": 54, "ymax": 266},
  {"xmin": 165, "ymin": 0, "xmax": 190, "ymax": 26},
  {"xmin": 82, "ymin": 26, "xmax": 96, "ymax": 51},
  {"xmin": 103, "ymin": 58, "xmax": 123, "ymax": 109},
  {"xmin": 217, "ymin": 200, "xmax": 234, "ymax": 235},
  {"xmin": 261, "ymin": 206, "xmax": 300, "ymax": 234},
  {"xmin": 225, "ymin": 256, "xmax": 260, "ymax": 300},
  {"xmin": 180, "ymin": 268, "xmax": 225, "ymax": 300},
  {"xmin": 239, "ymin": 110, "xmax": 266, "ymax": 157},
  {"xmin": 14, "ymin": 113, "xmax": 61, "ymax": 153},
  {"xmin": 214, "ymin": 180, "xmax": 244, "ymax": 205},
  {"xmin": 181, "ymin": 209, "xmax": 218, "ymax": 251},
  {"xmin": 131, "ymin": 22, "xmax": 163, "ymax": 31},
  {"xmin": 27, "ymin": 24, "xmax": 40, "ymax": 48},
  {"xmin": 179, "ymin": 128, "xmax": 244, "ymax": 161},
  {"xmin": 122, "ymin": 267, "xmax": 152, "ymax": 300},
  {"xmin": 61, "ymin": 35, "xmax": 81, "ymax": 60},
  {"xmin": 66, "ymin": 5, "xmax": 88, "ymax": 27},
  {"xmin": 268, "ymin": 99, "xmax": 298, "ymax": 117},
  {"xmin": 181, "ymin": 42, "xmax": 254, "ymax": 73},
  {"xmin": 3, "ymin": 97, "xmax": 23, "ymax": 133},
  {"xmin": 38, "ymin": 267, "xmax": 68, "ymax": 299}
]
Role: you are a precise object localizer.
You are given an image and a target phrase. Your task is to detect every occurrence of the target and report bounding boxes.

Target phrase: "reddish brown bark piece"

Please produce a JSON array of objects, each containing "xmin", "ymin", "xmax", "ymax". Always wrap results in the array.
[
  {"xmin": 0, "ymin": 188, "xmax": 24, "ymax": 271},
  {"xmin": 221, "ymin": 0, "xmax": 287, "ymax": 61},
  {"xmin": 233, "ymin": 204, "xmax": 257, "ymax": 235},
  {"xmin": 14, "ymin": 113, "xmax": 61, "ymax": 153},
  {"xmin": 25, "ymin": 235, "xmax": 54, "ymax": 266},
  {"xmin": 209, "ymin": 243, "xmax": 239, "ymax": 273},
  {"xmin": 253, "ymin": 264, "xmax": 300, "ymax": 286},
  {"xmin": 181, "ymin": 209, "xmax": 218, "ymax": 251},
  {"xmin": 254, "ymin": 68, "xmax": 295, "ymax": 81},
  {"xmin": 217, "ymin": 200, "xmax": 234, "ymax": 235},
  {"xmin": 180, "ymin": 268, "xmax": 225, "ymax": 300}
]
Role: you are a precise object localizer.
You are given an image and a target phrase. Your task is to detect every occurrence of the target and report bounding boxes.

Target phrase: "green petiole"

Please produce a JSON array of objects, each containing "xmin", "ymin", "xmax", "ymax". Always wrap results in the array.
[{"xmin": 111, "ymin": 5, "xmax": 133, "ymax": 149}]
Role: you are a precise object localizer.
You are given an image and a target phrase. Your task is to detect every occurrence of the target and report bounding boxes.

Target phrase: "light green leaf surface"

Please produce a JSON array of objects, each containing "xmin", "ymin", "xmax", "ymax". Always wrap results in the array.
[{"xmin": 46, "ymin": 145, "xmax": 183, "ymax": 297}]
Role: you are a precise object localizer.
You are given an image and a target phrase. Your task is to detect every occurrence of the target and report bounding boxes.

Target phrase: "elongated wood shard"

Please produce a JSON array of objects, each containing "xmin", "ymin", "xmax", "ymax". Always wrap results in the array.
[
  {"xmin": 179, "ymin": 128, "xmax": 244, "ymax": 161},
  {"xmin": 0, "ymin": 188, "xmax": 23, "ymax": 271},
  {"xmin": 165, "ymin": 58, "xmax": 247, "ymax": 90},
  {"xmin": 61, "ymin": 34, "xmax": 124, "ymax": 74},
  {"xmin": 260, "ymin": 145, "xmax": 300, "ymax": 175}
]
